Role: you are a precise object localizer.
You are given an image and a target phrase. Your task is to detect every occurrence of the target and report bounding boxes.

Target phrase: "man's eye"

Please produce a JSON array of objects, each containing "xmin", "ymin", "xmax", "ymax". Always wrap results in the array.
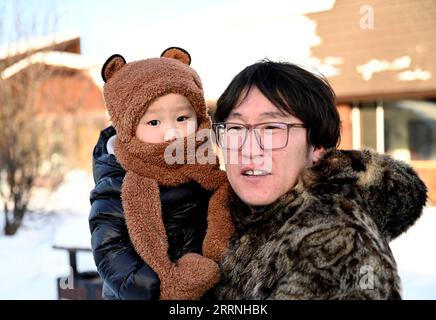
[
  {"xmin": 227, "ymin": 125, "xmax": 243, "ymax": 132},
  {"xmin": 264, "ymin": 125, "xmax": 282, "ymax": 130},
  {"xmin": 177, "ymin": 116, "xmax": 189, "ymax": 122},
  {"xmin": 261, "ymin": 123, "xmax": 286, "ymax": 130},
  {"xmin": 147, "ymin": 120, "xmax": 161, "ymax": 126}
]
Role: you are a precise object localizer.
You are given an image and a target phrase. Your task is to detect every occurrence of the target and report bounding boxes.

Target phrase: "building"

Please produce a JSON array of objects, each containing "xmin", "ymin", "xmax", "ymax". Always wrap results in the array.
[
  {"xmin": 306, "ymin": 0, "xmax": 436, "ymax": 203},
  {"xmin": 0, "ymin": 33, "xmax": 108, "ymax": 178}
]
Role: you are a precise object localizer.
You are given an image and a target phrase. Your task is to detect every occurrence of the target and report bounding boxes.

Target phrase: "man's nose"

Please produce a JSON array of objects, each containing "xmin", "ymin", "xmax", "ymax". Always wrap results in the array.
[{"xmin": 241, "ymin": 130, "xmax": 262, "ymax": 159}]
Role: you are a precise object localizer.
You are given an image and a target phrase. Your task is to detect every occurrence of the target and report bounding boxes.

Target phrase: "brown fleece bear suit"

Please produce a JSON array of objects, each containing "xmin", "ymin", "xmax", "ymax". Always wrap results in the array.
[{"xmin": 101, "ymin": 48, "xmax": 234, "ymax": 300}]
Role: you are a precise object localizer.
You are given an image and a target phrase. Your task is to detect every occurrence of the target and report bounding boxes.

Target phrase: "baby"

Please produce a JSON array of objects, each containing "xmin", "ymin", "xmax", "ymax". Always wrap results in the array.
[{"xmin": 101, "ymin": 47, "xmax": 234, "ymax": 299}]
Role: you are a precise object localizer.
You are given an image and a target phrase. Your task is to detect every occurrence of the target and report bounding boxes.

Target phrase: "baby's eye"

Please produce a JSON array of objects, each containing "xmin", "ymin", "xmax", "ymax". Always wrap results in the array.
[
  {"xmin": 177, "ymin": 116, "xmax": 189, "ymax": 122},
  {"xmin": 147, "ymin": 120, "xmax": 161, "ymax": 126}
]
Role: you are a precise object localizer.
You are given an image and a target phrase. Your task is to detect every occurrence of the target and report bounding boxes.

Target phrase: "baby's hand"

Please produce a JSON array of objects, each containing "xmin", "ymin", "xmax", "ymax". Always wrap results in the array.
[{"xmin": 162, "ymin": 253, "xmax": 220, "ymax": 300}]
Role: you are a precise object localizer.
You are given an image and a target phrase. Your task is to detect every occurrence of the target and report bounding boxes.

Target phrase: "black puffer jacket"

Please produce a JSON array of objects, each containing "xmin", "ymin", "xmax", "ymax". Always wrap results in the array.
[{"xmin": 89, "ymin": 126, "xmax": 212, "ymax": 299}]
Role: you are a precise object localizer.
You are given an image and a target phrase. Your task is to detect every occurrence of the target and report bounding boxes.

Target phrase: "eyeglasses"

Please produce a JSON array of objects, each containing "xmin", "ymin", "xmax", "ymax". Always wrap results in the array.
[{"xmin": 212, "ymin": 122, "xmax": 306, "ymax": 150}]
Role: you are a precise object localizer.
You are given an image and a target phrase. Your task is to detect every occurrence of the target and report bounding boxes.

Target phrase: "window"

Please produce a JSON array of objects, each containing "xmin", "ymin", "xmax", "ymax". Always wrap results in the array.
[
  {"xmin": 384, "ymin": 100, "xmax": 436, "ymax": 161},
  {"xmin": 359, "ymin": 102, "xmax": 377, "ymax": 150}
]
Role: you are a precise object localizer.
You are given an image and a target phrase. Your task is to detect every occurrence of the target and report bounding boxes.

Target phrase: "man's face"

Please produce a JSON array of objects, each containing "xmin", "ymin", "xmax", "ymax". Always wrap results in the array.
[{"xmin": 223, "ymin": 87, "xmax": 324, "ymax": 209}]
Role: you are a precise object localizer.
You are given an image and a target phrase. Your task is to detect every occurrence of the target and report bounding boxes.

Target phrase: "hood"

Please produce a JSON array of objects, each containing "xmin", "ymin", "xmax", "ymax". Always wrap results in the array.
[
  {"xmin": 299, "ymin": 149, "xmax": 427, "ymax": 241},
  {"xmin": 101, "ymin": 48, "xmax": 210, "ymax": 144}
]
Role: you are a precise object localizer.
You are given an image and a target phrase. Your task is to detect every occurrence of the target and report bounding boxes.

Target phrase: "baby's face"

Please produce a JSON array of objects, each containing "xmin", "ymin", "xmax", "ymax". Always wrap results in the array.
[{"xmin": 136, "ymin": 93, "xmax": 198, "ymax": 143}]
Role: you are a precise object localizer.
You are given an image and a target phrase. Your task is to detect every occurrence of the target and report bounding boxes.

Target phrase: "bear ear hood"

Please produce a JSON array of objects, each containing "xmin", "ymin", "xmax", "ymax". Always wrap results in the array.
[
  {"xmin": 161, "ymin": 47, "xmax": 191, "ymax": 65},
  {"xmin": 101, "ymin": 47, "xmax": 191, "ymax": 83},
  {"xmin": 101, "ymin": 47, "xmax": 191, "ymax": 84},
  {"xmin": 102, "ymin": 47, "xmax": 210, "ymax": 143},
  {"xmin": 101, "ymin": 54, "xmax": 126, "ymax": 83}
]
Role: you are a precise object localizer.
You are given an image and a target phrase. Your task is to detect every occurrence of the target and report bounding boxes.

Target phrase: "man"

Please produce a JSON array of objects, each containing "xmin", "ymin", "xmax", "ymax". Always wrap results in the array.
[{"xmin": 211, "ymin": 60, "xmax": 427, "ymax": 299}]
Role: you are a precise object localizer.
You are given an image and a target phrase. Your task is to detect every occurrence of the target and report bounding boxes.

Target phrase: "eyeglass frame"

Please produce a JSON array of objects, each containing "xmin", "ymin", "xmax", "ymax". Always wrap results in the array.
[{"xmin": 212, "ymin": 122, "xmax": 307, "ymax": 150}]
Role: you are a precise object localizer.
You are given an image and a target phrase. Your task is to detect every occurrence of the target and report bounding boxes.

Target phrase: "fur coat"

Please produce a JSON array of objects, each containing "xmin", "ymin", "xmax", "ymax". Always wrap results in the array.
[{"xmin": 214, "ymin": 149, "xmax": 427, "ymax": 299}]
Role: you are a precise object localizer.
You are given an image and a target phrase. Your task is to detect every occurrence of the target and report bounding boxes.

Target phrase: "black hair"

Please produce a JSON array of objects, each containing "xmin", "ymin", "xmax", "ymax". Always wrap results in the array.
[{"xmin": 215, "ymin": 59, "xmax": 341, "ymax": 149}]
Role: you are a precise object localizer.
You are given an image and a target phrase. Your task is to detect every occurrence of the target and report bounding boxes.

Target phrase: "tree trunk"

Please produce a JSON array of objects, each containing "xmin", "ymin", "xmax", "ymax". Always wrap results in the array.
[
  {"xmin": 4, "ymin": 219, "xmax": 19, "ymax": 235},
  {"xmin": 3, "ymin": 205, "xmax": 22, "ymax": 236}
]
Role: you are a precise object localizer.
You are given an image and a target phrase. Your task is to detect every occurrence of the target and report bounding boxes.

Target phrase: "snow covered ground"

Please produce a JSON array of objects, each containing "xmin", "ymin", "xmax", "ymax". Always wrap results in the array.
[
  {"xmin": 0, "ymin": 170, "xmax": 97, "ymax": 300},
  {"xmin": 0, "ymin": 170, "xmax": 435, "ymax": 299},
  {"xmin": 390, "ymin": 207, "xmax": 436, "ymax": 299}
]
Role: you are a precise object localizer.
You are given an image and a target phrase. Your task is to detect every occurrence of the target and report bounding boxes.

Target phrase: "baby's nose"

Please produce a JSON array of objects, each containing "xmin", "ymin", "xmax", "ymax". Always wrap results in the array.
[{"xmin": 164, "ymin": 128, "xmax": 182, "ymax": 142}]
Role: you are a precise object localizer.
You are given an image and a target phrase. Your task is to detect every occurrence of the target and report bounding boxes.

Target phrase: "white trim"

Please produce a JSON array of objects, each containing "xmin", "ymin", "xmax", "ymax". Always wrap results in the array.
[
  {"xmin": 0, "ymin": 31, "xmax": 80, "ymax": 60},
  {"xmin": 1, "ymin": 51, "xmax": 98, "ymax": 80},
  {"xmin": 106, "ymin": 135, "xmax": 117, "ymax": 155},
  {"xmin": 376, "ymin": 102, "xmax": 385, "ymax": 153},
  {"xmin": 352, "ymin": 105, "xmax": 361, "ymax": 149}
]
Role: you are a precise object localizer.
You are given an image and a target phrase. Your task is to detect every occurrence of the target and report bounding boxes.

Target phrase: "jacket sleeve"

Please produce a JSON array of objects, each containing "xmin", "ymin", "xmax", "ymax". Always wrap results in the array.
[
  {"xmin": 268, "ymin": 225, "xmax": 401, "ymax": 300},
  {"xmin": 89, "ymin": 180, "xmax": 160, "ymax": 300}
]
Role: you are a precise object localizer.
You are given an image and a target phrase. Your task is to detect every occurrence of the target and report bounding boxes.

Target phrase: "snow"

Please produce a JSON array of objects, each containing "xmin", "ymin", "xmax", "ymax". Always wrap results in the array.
[
  {"xmin": 0, "ymin": 170, "xmax": 97, "ymax": 300},
  {"xmin": 0, "ymin": 31, "xmax": 80, "ymax": 60},
  {"xmin": 0, "ymin": 170, "xmax": 435, "ymax": 299},
  {"xmin": 397, "ymin": 69, "xmax": 432, "ymax": 81},
  {"xmin": 390, "ymin": 207, "xmax": 436, "ymax": 299},
  {"xmin": 1, "ymin": 51, "xmax": 99, "ymax": 80},
  {"xmin": 356, "ymin": 56, "xmax": 411, "ymax": 81}
]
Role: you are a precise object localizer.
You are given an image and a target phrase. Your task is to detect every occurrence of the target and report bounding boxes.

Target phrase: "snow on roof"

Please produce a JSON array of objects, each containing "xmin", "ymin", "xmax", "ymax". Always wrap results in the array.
[
  {"xmin": 0, "ymin": 31, "xmax": 80, "ymax": 60},
  {"xmin": 1, "ymin": 50, "xmax": 100, "ymax": 80},
  {"xmin": 356, "ymin": 56, "xmax": 412, "ymax": 81},
  {"xmin": 306, "ymin": 0, "xmax": 436, "ymax": 99}
]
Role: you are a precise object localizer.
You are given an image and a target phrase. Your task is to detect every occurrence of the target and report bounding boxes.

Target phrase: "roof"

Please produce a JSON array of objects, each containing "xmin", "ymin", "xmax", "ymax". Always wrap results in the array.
[
  {"xmin": 0, "ymin": 50, "xmax": 102, "ymax": 87},
  {"xmin": 1, "ymin": 51, "xmax": 97, "ymax": 79},
  {"xmin": 0, "ymin": 31, "xmax": 80, "ymax": 60},
  {"xmin": 306, "ymin": 0, "xmax": 436, "ymax": 101},
  {"xmin": 0, "ymin": 33, "xmax": 103, "ymax": 87}
]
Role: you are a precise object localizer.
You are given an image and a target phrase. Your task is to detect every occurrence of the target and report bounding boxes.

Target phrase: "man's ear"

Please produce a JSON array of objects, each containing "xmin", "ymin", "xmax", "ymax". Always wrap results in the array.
[
  {"xmin": 312, "ymin": 146, "xmax": 326, "ymax": 164},
  {"xmin": 101, "ymin": 54, "xmax": 126, "ymax": 82}
]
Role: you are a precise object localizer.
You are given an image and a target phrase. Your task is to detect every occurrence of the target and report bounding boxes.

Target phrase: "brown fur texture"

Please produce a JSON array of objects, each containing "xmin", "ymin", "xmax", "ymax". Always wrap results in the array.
[
  {"xmin": 101, "ymin": 49, "xmax": 234, "ymax": 299},
  {"xmin": 214, "ymin": 149, "xmax": 427, "ymax": 299},
  {"xmin": 161, "ymin": 47, "xmax": 191, "ymax": 65}
]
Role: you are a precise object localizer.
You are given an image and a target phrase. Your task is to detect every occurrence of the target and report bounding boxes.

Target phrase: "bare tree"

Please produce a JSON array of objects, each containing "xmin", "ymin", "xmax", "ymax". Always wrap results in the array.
[
  {"xmin": 0, "ymin": 62, "xmax": 46, "ymax": 234},
  {"xmin": 0, "ymin": 0, "xmax": 73, "ymax": 235}
]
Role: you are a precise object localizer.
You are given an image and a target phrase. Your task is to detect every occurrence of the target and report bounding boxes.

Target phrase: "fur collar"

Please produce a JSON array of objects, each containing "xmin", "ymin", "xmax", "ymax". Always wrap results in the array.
[{"xmin": 230, "ymin": 149, "xmax": 427, "ymax": 242}]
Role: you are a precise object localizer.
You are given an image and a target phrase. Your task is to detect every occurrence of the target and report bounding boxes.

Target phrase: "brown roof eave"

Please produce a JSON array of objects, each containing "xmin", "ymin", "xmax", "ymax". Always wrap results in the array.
[
  {"xmin": 0, "ymin": 37, "xmax": 80, "ymax": 66},
  {"xmin": 336, "ymin": 89, "xmax": 436, "ymax": 104}
]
